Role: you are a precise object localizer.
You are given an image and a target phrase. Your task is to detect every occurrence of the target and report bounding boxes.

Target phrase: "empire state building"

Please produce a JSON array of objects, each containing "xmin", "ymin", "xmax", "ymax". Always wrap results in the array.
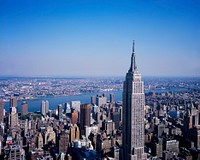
[{"xmin": 122, "ymin": 41, "xmax": 147, "ymax": 160}]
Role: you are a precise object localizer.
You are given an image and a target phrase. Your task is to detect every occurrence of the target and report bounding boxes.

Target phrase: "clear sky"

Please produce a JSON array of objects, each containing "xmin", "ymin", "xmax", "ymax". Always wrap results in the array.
[{"xmin": 0, "ymin": 0, "xmax": 200, "ymax": 77}]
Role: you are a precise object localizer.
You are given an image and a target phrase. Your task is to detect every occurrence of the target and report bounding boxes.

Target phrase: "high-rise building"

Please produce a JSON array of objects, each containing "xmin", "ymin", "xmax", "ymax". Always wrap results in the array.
[
  {"xmin": 10, "ymin": 106, "xmax": 18, "ymax": 129},
  {"xmin": 21, "ymin": 101, "xmax": 28, "ymax": 116},
  {"xmin": 10, "ymin": 97, "xmax": 18, "ymax": 115},
  {"xmin": 69, "ymin": 124, "xmax": 80, "ymax": 142},
  {"xmin": 41, "ymin": 101, "xmax": 46, "ymax": 116},
  {"xmin": 58, "ymin": 131, "xmax": 69, "ymax": 154},
  {"xmin": 91, "ymin": 96, "xmax": 96, "ymax": 105},
  {"xmin": 96, "ymin": 94, "xmax": 107, "ymax": 107},
  {"xmin": 92, "ymin": 105, "xmax": 99, "ymax": 120},
  {"xmin": 102, "ymin": 120, "xmax": 115, "ymax": 135},
  {"xmin": 190, "ymin": 103, "xmax": 199, "ymax": 126},
  {"xmin": 6, "ymin": 144, "xmax": 25, "ymax": 160},
  {"xmin": 0, "ymin": 123, "xmax": 4, "ymax": 136},
  {"xmin": 111, "ymin": 111, "xmax": 120, "ymax": 130},
  {"xmin": 71, "ymin": 110, "xmax": 78, "ymax": 125},
  {"xmin": 110, "ymin": 94, "xmax": 114, "ymax": 103},
  {"xmin": 71, "ymin": 101, "xmax": 81, "ymax": 112},
  {"xmin": 80, "ymin": 104, "xmax": 92, "ymax": 135},
  {"xmin": 0, "ymin": 136, "xmax": 2, "ymax": 155},
  {"xmin": 41, "ymin": 100, "xmax": 49, "ymax": 116},
  {"xmin": 65, "ymin": 102, "xmax": 71, "ymax": 114},
  {"xmin": 183, "ymin": 107, "xmax": 194, "ymax": 138},
  {"xmin": 190, "ymin": 125, "xmax": 200, "ymax": 148},
  {"xmin": 0, "ymin": 99, "xmax": 4, "ymax": 123},
  {"xmin": 10, "ymin": 97, "xmax": 17, "ymax": 108},
  {"xmin": 163, "ymin": 139, "xmax": 179, "ymax": 159},
  {"xmin": 44, "ymin": 126, "xmax": 56, "ymax": 144},
  {"xmin": 37, "ymin": 133, "xmax": 43, "ymax": 149},
  {"xmin": 122, "ymin": 41, "xmax": 147, "ymax": 160},
  {"xmin": 58, "ymin": 104, "xmax": 63, "ymax": 120}
]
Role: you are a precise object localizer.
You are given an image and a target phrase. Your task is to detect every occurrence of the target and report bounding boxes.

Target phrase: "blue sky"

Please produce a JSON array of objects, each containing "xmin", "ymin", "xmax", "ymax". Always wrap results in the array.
[{"xmin": 0, "ymin": 0, "xmax": 200, "ymax": 77}]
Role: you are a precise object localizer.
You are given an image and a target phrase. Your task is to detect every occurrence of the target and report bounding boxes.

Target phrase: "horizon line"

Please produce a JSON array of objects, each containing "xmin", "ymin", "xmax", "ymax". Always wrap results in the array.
[{"xmin": 0, "ymin": 75, "xmax": 200, "ymax": 79}]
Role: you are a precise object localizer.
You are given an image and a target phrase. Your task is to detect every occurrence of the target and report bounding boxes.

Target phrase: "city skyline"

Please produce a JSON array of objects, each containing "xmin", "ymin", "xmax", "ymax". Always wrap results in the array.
[{"xmin": 0, "ymin": 0, "xmax": 200, "ymax": 77}]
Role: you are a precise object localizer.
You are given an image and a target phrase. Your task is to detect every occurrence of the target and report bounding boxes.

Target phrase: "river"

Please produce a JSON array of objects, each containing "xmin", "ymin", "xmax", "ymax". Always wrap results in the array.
[{"xmin": 4, "ymin": 87, "xmax": 188, "ymax": 112}]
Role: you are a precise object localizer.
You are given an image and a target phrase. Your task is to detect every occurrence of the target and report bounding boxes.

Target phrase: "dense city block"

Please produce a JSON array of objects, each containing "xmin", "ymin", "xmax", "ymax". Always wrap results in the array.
[{"xmin": 0, "ymin": 76, "xmax": 200, "ymax": 160}]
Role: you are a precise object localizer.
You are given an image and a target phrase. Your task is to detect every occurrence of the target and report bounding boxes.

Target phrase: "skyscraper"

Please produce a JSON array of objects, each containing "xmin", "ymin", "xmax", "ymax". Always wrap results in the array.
[
  {"xmin": 71, "ymin": 109, "xmax": 78, "ymax": 125},
  {"xmin": 10, "ymin": 97, "xmax": 18, "ymax": 113},
  {"xmin": 44, "ymin": 126, "xmax": 56, "ymax": 144},
  {"xmin": 71, "ymin": 101, "xmax": 81, "ymax": 112},
  {"xmin": 96, "ymin": 94, "xmax": 106, "ymax": 107},
  {"xmin": 58, "ymin": 104, "xmax": 62, "ymax": 120},
  {"xmin": 8, "ymin": 144, "xmax": 25, "ymax": 160},
  {"xmin": 58, "ymin": 131, "xmax": 69, "ymax": 154},
  {"xmin": 80, "ymin": 104, "xmax": 92, "ymax": 135},
  {"xmin": 21, "ymin": 101, "xmax": 28, "ymax": 116},
  {"xmin": 65, "ymin": 102, "xmax": 71, "ymax": 114},
  {"xmin": 69, "ymin": 124, "xmax": 80, "ymax": 142},
  {"xmin": 110, "ymin": 94, "xmax": 114, "ymax": 103},
  {"xmin": 37, "ymin": 133, "xmax": 43, "ymax": 149},
  {"xmin": 10, "ymin": 97, "xmax": 17, "ymax": 108},
  {"xmin": 10, "ymin": 107, "xmax": 18, "ymax": 129},
  {"xmin": 41, "ymin": 100, "xmax": 49, "ymax": 116},
  {"xmin": 122, "ymin": 41, "xmax": 147, "ymax": 160},
  {"xmin": 0, "ymin": 99, "xmax": 4, "ymax": 123},
  {"xmin": 91, "ymin": 96, "xmax": 96, "ymax": 105}
]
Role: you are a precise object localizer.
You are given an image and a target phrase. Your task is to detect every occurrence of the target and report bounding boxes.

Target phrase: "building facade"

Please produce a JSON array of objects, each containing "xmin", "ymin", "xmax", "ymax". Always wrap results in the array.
[
  {"xmin": 58, "ymin": 104, "xmax": 62, "ymax": 120},
  {"xmin": 10, "ymin": 107, "xmax": 18, "ymax": 129},
  {"xmin": 10, "ymin": 97, "xmax": 17, "ymax": 108},
  {"xmin": 0, "ymin": 99, "xmax": 4, "ymax": 123},
  {"xmin": 110, "ymin": 94, "xmax": 114, "ymax": 103},
  {"xmin": 96, "ymin": 94, "xmax": 106, "ymax": 107},
  {"xmin": 21, "ymin": 101, "xmax": 28, "ymax": 116},
  {"xmin": 71, "ymin": 101, "xmax": 81, "ymax": 112},
  {"xmin": 122, "ymin": 41, "xmax": 147, "ymax": 160},
  {"xmin": 58, "ymin": 131, "xmax": 69, "ymax": 154},
  {"xmin": 80, "ymin": 104, "xmax": 92, "ymax": 135},
  {"xmin": 69, "ymin": 124, "xmax": 80, "ymax": 142},
  {"xmin": 71, "ymin": 110, "xmax": 78, "ymax": 125},
  {"xmin": 41, "ymin": 100, "xmax": 49, "ymax": 116}
]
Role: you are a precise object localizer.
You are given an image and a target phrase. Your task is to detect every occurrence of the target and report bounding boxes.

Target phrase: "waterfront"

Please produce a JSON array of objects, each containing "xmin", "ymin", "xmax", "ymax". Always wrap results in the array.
[
  {"xmin": 4, "ymin": 87, "xmax": 189, "ymax": 112},
  {"xmin": 4, "ymin": 90, "xmax": 123, "ymax": 112}
]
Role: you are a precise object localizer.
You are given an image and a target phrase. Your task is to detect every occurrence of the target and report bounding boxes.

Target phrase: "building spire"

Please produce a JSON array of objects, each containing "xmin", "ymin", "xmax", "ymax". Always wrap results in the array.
[{"xmin": 130, "ymin": 40, "xmax": 137, "ymax": 72}]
